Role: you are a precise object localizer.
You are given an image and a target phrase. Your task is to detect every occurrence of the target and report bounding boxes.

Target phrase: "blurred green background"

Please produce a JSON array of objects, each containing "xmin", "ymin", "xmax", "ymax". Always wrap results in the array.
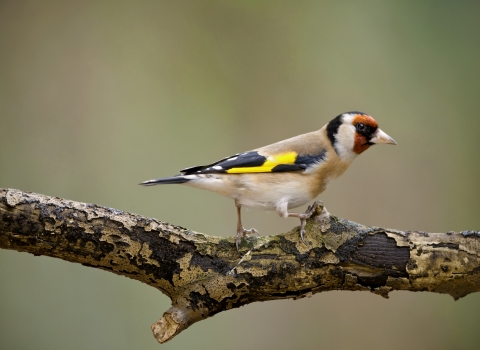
[{"xmin": 1, "ymin": 1, "xmax": 479, "ymax": 349}]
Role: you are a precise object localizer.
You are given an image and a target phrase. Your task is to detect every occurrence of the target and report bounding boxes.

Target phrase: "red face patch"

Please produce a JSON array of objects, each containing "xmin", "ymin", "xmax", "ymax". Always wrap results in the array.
[
  {"xmin": 353, "ymin": 133, "xmax": 370, "ymax": 154},
  {"xmin": 352, "ymin": 114, "xmax": 378, "ymax": 154},
  {"xmin": 352, "ymin": 114, "xmax": 378, "ymax": 129}
]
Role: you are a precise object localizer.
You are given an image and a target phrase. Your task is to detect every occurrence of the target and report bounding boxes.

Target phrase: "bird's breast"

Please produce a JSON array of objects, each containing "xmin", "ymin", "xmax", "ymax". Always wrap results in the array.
[{"xmin": 227, "ymin": 172, "xmax": 317, "ymax": 210}]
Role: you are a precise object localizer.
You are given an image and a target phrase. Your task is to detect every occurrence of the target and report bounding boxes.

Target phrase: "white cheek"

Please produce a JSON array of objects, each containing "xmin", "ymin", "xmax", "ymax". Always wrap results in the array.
[{"xmin": 335, "ymin": 124, "xmax": 357, "ymax": 162}]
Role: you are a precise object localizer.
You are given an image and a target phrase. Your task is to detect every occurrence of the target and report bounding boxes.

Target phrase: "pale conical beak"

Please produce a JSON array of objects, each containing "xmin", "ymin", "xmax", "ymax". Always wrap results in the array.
[{"xmin": 370, "ymin": 128, "xmax": 397, "ymax": 145}]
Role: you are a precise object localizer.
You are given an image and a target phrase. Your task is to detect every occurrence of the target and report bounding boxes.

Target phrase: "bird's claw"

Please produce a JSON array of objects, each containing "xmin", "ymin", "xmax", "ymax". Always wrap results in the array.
[
  {"xmin": 299, "ymin": 219, "xmax": 307, "ymax": 244},
  {"xmin": 245, "ymin": 228, "xmax": 259, "ymax": 236},
  {"xmin": 298, "ymin": 202, "xmax": 318, "ymax": 244},
  {"xmin": 236, "ymin": 227, "xmax": 259, "ymax": 251}
]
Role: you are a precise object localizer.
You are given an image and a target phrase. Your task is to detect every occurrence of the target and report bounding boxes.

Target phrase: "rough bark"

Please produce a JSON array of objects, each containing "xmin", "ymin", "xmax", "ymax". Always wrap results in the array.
[{"xmin": 1, "ymin": 188, "xmax": 479, "ymax": 343}]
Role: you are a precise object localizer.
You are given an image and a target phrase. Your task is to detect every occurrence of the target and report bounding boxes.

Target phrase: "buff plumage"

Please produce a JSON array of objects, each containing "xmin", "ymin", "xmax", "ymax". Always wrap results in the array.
[{"xmin": 141, "ymin": 112, "xmax": 396, "ymax": 250}]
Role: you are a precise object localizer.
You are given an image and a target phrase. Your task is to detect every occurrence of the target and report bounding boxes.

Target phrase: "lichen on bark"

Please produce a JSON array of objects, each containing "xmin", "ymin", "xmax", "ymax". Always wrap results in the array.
[{"xmin": 1, "ymin": 188, "xmax": 479, "ymax": 343}]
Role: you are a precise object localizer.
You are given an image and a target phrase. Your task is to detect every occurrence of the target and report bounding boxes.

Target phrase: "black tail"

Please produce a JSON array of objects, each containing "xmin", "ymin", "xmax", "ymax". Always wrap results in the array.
[{"xmin": 139, "ymin": 176, "xmax": 190, "ymax": 186}]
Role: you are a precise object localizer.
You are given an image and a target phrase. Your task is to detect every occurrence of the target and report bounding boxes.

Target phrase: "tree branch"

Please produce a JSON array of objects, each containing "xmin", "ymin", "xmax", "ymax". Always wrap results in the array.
[{"xmin": 1, "ymin": 188, "xmax": 479, "ymax": 343}]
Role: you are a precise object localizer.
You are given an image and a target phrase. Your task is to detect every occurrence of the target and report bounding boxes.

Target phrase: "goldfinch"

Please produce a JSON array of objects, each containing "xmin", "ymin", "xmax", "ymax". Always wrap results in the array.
[{"xmin": 141, "ymin": 112, "xmax": 396, "ymax": 250}]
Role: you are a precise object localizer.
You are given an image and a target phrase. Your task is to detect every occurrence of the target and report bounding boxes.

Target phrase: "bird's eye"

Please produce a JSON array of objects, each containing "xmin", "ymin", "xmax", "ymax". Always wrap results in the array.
[{"xmin": 356, "ymin": 123, "xmax": 366, "ymax": 132}]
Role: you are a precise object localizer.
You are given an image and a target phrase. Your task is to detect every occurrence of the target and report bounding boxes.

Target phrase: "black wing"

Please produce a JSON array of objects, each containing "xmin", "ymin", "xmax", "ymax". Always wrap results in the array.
[{"xmin": 180, "ymin": 150, "xmax": 326, "ymax": 175}]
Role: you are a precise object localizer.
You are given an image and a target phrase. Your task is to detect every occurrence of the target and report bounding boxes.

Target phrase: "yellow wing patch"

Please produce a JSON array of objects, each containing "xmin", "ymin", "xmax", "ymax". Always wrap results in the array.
[{"xmin": 226, "ymin": 152, "xmax": 297, "ymax": 174}]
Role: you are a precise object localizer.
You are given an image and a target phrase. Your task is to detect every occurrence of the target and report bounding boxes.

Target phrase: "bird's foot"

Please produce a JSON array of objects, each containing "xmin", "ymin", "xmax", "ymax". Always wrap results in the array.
[
  {"xmin": 236, "ymin": 227, "xmax": 259, "ymax": 251},
  {"xmin": 298, "ymin": 202, "xmax": 318, "ymax": 244}
]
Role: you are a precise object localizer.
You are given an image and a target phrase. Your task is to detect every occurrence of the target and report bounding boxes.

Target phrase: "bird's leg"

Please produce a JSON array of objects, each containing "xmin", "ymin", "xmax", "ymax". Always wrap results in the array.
[
  {"xmin": 285, "ymin": 202, "xmax": 318, "ymax": 244},
  {"xmin": 235, "ymin": 200, "xmax": 258, "ymax": 251}
]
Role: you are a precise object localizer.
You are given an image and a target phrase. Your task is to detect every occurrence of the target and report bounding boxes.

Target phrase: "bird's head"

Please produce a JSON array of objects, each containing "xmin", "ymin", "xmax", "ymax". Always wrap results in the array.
[{"xmin": 326, "ymin": 112, "xmax": 397, "ymax": 162}]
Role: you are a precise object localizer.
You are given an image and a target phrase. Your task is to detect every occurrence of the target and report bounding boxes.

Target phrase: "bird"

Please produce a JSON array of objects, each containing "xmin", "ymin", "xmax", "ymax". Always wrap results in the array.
[{"xmin": 140, "ymin": 112, "xmax": 396, "ymax": 251}]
